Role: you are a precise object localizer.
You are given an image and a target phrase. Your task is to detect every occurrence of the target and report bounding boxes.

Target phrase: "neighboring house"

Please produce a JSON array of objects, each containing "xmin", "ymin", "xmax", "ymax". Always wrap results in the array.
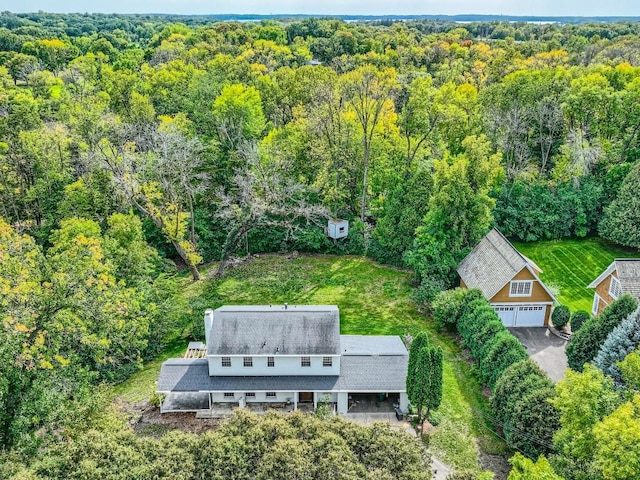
[
  {"xmin": 157, "ymin": 305, "xmax": 409, "ymax": 415},
  {"xmin": 587, "ymin": 259, "xmax": 640, "ymax": 316},
  {"xmin": 457, "ymin": 228, "xmax": 557, "ymax": 327}
]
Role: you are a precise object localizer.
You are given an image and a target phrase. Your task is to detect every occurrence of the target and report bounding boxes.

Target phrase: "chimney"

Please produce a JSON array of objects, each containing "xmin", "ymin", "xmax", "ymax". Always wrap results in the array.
[{"xmin": 204, "ymin": 309, "xmax": 214, "ymax": 346}]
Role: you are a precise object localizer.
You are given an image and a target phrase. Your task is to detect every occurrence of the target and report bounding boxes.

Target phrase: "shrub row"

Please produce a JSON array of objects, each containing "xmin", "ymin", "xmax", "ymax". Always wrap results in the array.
[
  {"xmin": 447, "ymin": 289, "xmax": 528, "ymax": 388},
  {"xmin": 433, "ymin": 287, "xmax": 558, "ymax": 458},
  {"xmin": 566, "ymin": 294, "xmax": 638, "ymax": 371}
]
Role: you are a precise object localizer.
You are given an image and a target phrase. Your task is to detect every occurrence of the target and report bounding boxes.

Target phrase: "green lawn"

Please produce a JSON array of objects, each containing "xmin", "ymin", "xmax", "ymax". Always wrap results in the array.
[
  {"xmin": 513, "ymin": 238, "xmax": 640, "ymax": 312},
  {"xmin": 114, "ymin": 254, "xmax": 506, "ymax": 473}
]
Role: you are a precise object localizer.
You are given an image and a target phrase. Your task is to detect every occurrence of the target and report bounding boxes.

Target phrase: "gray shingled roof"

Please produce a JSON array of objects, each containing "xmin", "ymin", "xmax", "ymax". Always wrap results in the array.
[
  {"xmin": 616, "ymin": 260, "xmax": 640, "ymax": 299},
  {"xmin": 158, "ymin": 351, "xmax": 408, "ymax": 393},
  {"xmin": 457, "ymin": 228, "xmax": 531, "ymax": 299},
  {"xmin": 340, "ymin": 335, "xmax": 408, "ymax": 356},
  {"xmin": 207, "ymin": 305, "xmax": 340, "ymax": 356}
]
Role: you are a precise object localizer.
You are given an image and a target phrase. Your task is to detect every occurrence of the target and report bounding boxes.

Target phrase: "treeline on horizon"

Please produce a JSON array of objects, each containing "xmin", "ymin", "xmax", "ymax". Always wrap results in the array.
[{"xmin": 4, "ymin": 11, "xmax": 640, "ymax": 24}]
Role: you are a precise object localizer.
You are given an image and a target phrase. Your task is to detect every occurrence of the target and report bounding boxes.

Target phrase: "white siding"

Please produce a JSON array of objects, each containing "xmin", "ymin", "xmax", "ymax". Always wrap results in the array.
[
  {"xmin": 208, "ymin": 355, "xmax": 340, "ymax": 376},
  {"xmin": 337, "ymin": 392, "xmax": 349, "ymax": 414}
]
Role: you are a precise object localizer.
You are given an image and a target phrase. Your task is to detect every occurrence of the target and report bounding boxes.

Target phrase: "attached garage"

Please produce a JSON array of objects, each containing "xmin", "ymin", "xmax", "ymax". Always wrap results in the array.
[
  {"xmin": 494, "ymin": 305, "xmax": 516, "ymax": 327},
  {"xmin": 492, "ymin": 304, "xmax": 547, "ymax": 327}
]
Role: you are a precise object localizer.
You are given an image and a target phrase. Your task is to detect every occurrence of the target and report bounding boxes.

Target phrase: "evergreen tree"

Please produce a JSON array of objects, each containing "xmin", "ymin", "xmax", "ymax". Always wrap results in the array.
[
  {"xmin": 406, "ymin": 332, "xmax": 429, "ymax": 402},
  {"xmin": 406, "ymin": 332, "xmax": 443, "ymax": 428},
  {"xmin": 594, "ymin": 308, "xmax": 640, "ymax": 385},
  {"xmin": 412, "ymin": 347, "xmax": 432, "ymax": 424},
  {"xmin": 599, "ymin": 162, "xmax": 640, "ymax": 247},
  {"xmin": 426, "ymin": 346, "xmax": 443, "ymax": 415}
]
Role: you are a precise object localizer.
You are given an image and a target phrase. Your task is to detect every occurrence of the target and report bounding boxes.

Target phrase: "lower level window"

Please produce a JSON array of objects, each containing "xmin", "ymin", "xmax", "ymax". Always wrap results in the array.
[
  {"xmin": 266, "ymin": 392, "xmax": 276, "ymax": 398},
  {"xmin": 592, "ymin": 294, "xmax": 601, "ymax": 315},
  {"xmin": 223, "ymin": 392, "xmax": 234, "ymax": 398},
  {"xmin": 245, "ymin": 392, "xmax": 255, "ymax": 398}
]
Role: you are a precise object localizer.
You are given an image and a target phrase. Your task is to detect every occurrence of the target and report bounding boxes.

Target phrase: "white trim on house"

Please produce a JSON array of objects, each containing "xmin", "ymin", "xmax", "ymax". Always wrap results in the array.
[
  {"xmin": 208, "ymin": 354, "xmax": 340, "ymax": 358},
  {"xmin": 509, "ymin": 280, "xmax": 533, "ymax": 297},
  {"xmin": 609, "ymin": 276, "xmax": 621, "ymax": 299},
  {"xmin": 592, "ymin": 293, "xmax": 609, "ymax": 315},
  {"xmin": 489, "ymin": 265, "xmax": 557, "ymax": 303},
  {"xmin": 491, "ymin": 303, "xmax": 549, "ymax": 327},
  {"xmin": 588, "ymin": 262, "xmax": 616, "ymax": 289},
  {"xmin": 491, "ymin": 301, "xmax": 553, "ymax": 306}
]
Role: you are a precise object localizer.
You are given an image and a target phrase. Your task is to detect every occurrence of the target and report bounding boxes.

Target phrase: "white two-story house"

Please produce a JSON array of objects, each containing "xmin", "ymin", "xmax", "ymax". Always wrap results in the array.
[{"xmin": 157, "ymin": 305, "xmax": 409, "ymax": 415}]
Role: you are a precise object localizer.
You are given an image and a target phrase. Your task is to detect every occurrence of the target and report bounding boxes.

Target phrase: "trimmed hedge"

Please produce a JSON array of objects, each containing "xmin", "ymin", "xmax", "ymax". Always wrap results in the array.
[
  {"xmin": 570, "ymin": 310, "xmax": 590, "ymax": 332},
  {"xmin": 504, "ymin": 385, "xmax": 559, "ymax": 458},
  {"xmin": 566, "ymin": 294, "xmax": 638, "ymax": 371},
  {"xmin": 433, "ymin": 288, "xmax": 559, "ymax": 458},
  {"xmin": 491, "ymin": 360, "xmax": 548, "ymax": 422},
  {"xmin": 458, "ymin": 307, "xmax": 496, "ymax": 347},
  {"xmin": 491, "ymin": 359, "xmax": 559, "ymax": 458},
  {"xmin": 551, "ymin": 305, "xmax": 571, "ymax": 329},
  {"xmin": 432, "ymin": 287, "xmax": 484, "ymax": 330},
  {"xmin": 480, "ymin": 332, "xmax": 528, "ymax": 388}
]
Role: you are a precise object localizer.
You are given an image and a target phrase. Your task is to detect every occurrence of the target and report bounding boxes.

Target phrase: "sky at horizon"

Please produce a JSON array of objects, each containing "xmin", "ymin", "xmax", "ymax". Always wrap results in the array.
[{"xmin": 3, "ymin": 0, "xmax": 639, "ymax": 17}]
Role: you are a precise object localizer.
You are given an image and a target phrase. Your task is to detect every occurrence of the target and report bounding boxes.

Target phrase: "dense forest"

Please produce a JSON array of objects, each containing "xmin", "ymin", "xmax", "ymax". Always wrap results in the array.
[{"xmin": 2, "ymin": 11, "xmax": 640, "ymax": 479}]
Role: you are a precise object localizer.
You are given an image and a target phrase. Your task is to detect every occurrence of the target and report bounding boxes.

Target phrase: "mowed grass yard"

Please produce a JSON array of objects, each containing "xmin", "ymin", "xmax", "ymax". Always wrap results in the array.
[
  {"xmin": 114, "ymin": 254, "xmax": 506, "ymax": 473},
  {"xmin": 514, "ymin": 238, "xmax": 640, "ymax": 312}
]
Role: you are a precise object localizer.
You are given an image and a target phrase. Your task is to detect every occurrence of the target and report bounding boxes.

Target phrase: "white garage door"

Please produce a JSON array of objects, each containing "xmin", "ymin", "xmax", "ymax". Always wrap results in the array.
[
  {"xmin": 514, "ymin": 305, "xmax": 546, "ymax": 327},
  {"xmin": 494, "ymin": 306, "xmax": 516, "ymax": 327}
]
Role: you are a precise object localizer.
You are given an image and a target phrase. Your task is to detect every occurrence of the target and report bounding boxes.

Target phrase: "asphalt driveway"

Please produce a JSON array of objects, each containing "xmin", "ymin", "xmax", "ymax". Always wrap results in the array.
[{"xmin": 508, "ymin": 328, "xmax": 568, "ymax": 383}]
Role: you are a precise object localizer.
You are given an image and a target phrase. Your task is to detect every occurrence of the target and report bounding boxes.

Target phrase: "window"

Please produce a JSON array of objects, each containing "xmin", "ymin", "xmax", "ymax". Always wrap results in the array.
[
  {"xmin": 223, "ymin": 392, "xmax": 235, "ymax": 398},
  {"xmin": 510, "ymin": 280, "xmax": 533, "ymax": 297},
  {"xmin": 267, "ymin": 357, "xmax": 275, "ymax": 367},
  {"xmin": 301, "ymin": 356, "xmax": 311, "ymax": 367},
  {"xmin": 592, "ymin": 294, "xmax": 601, "ymax": 316},
  {"xmin": 243, "ymin": 357, "xmax": 253, "ymax": 367},
  {"xmin": 221, "ymin": 357, "xmax": 231, "ymax": 367},
  {"xmin": 609, "ymin": 276, "xmax": 622, "ymax": 299},
  {"xmin": 266, "ymin": 392, "xmax": 277, "ymax": 398},
  {"xmin": 323, "ymin": 356, "xmax": 332, "ymax": 367},
  {"xmin": 245, "ymin": 392, "xmax": 255, "ymax": 398}
]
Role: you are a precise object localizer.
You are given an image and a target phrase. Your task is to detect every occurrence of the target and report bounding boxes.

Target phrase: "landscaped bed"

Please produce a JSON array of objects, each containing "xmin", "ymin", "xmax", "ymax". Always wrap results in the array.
[
  {"xmin": 113, "ymin": 254, "xmax": 507, "ymax": 474},
  {"xmin": 514, "ymin": 238, "xmax": 640, "ymax": 312}
]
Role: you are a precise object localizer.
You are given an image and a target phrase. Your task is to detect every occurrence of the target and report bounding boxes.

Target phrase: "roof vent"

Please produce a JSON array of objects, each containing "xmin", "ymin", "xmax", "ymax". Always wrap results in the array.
[{"xmin": 284, "ymin": 303, "xmax": 288, "ymax": 310}]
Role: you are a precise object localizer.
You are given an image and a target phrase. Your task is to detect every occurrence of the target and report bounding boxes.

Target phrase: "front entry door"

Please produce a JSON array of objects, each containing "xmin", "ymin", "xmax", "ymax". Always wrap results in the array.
[{"xmin": 299, "ymin": 392, "xmax": 313, "ymax": 403}]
